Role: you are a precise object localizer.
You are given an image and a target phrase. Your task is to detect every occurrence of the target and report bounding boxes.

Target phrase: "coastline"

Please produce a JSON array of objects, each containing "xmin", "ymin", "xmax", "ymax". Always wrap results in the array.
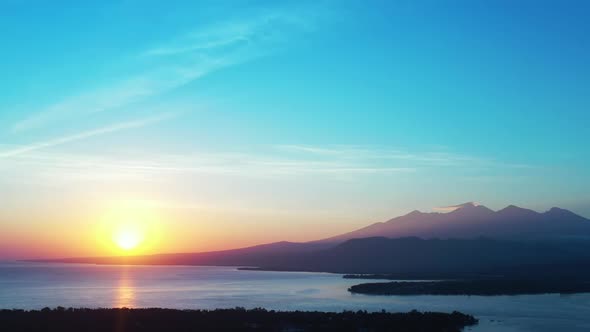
[
  {"xmin": 0, "ymin": 307, "xmax": 478, "ymax": 332},
  {"xmin": 348, "ymin": 279, "xmax": 590, "ymax": 296}
]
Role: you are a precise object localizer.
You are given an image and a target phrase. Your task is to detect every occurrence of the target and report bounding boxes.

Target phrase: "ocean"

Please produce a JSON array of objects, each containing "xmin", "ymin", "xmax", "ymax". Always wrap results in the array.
[{"xmin": 1, "ymin": 262, "xmax": 589, "ymax": 331}]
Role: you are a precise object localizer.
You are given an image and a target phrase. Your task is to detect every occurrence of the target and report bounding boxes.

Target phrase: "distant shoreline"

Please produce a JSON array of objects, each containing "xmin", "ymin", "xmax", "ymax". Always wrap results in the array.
[
  {"xmin": 0, "ymin": 307, "xmax": 478, "ymax": 332},
  {"xmin": 348, "ymin": 279, "xmax": 590, "ymax": 296}
]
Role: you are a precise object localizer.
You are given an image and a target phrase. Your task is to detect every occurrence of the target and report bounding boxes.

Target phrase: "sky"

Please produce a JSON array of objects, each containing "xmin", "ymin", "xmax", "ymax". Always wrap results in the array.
[{"xmin": 1, "ymin": 0, "xmax": 589, "ymax": 259}]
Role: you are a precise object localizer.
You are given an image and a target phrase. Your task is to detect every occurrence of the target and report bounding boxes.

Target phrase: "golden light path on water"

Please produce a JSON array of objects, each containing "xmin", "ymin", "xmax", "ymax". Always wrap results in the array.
[{"xmin": 115, "ymin": 267, "xmax": 135, "ymax": 308}]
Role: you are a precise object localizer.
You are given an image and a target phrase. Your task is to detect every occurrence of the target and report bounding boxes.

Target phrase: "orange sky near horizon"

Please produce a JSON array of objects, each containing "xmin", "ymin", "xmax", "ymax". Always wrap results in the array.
[{"xmin": 0, "ymin": 200, "xmax": 365, "ymax": 260}]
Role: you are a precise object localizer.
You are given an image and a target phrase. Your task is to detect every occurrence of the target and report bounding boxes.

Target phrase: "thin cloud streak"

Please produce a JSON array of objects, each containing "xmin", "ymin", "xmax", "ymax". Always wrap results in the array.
[
  {"xmin": 142, "ymin": 10, "xmax": 316, "ymax": 57},
  {"xmin": 12, "ymin": 8, "xmax": 319, "ymax": 133},
  {"xmin": 276, "ymin": 144, "xmax": 534, "ymax": 169},
  {"xmin": 2, "ymin": 152, "xmax": 415, "ymax": 179},
  {"xmin": 1, "ymin": 143, "xmax": 532, "ymax": 185},
  {"xmin": 0, "ymin": 113, "xmax": 176, "ymax": 159},
  {"xmin": 12, "ymin": 79, "xmax": 156, "ymax": 132}
]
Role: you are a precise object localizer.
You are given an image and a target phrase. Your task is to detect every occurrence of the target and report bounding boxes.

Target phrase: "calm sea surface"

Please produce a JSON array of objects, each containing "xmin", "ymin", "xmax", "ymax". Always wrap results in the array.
[{"xmin": 1, "ymin": 262, "xmax": 589, "ymax": 331}]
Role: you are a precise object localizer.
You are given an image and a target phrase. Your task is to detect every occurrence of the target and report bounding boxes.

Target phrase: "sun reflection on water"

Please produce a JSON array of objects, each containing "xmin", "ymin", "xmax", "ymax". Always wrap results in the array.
[{"xmin": 115, "ymin": 267, "xmax": 135, "ymax": 308}]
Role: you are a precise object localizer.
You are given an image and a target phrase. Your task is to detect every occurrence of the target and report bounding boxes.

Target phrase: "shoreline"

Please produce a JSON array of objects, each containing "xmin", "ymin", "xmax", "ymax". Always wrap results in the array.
[
  {"xmin": 348, "ymin": 279, "xmax": 590, "ymax": 296},
  {"xmin": 0, "ymin": 307, "xmax": 478, "ymax": 332}
]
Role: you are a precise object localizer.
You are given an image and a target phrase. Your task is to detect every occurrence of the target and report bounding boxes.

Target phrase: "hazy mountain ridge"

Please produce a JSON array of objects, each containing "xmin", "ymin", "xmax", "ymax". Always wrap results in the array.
[
  {"xmin": 37, "ymin": 203, "xmax": 590, "ymax": 277},
  {"xmin": 43, "ymin": 236, "xmax": 590, "ymax": 278},
  {"xmin": 319, "ymin": 202, "xmax": 590, "ymax": 243}
]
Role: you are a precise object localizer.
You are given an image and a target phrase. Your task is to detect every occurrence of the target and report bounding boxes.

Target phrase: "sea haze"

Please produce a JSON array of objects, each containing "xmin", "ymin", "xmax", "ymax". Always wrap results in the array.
[{"xmin": 1, "ymin": 263, "xmax": 590, "ymax": 332}]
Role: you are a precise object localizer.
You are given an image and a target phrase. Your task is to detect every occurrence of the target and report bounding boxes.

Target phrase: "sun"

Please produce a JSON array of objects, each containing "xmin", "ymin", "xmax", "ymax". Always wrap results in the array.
[
  {"xmin": 113, "ymin": 223, "xmax": 144, "ymax": 251},
  {"xmin": 98, "ymin": 204, "xmax": 162, "ymax": 255}
]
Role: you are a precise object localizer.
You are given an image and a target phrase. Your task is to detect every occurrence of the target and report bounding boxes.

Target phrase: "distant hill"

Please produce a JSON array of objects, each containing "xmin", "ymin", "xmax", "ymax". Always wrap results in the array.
[
  {"xmin": 43, "ymin": 236, "xmax": 590, "ymax": 278},
  {"xmin": 42, "ymin": 241, "xmax": 332, "ymax": 267},
  {"xmin": 318, "ymin": 202, "xmax": 590, "ymax": 242},
  {"xmin": 288, "ymin": 236, "xmax": 590, "ymax": 277},
  {"xmin": 35, "ymin": 203, "xmax": 590, "ymax": 278}
]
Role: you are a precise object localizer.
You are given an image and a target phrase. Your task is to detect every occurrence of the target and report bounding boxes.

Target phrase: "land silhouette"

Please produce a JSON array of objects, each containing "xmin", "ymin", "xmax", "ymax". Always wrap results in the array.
[
  {"xmin": 0, "ymin": 307, "xmax": 478, "ymax": 332},
  {"xmin": 18, "ymin": 203, "xmax": 590, "ymax": 330},
  {"xmin": 320, "ymin": 202, "xmax": 590, "ymax": 242},
  {"xmin": 39, "ymin": 203, "xmax": 590, "ymax": 280},
  {"xmin": 347, "ymin": 279, "xmax": 590, "ymax": 296}
]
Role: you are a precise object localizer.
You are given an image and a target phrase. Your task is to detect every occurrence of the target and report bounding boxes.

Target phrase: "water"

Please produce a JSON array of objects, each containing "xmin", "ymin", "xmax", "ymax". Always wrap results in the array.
[{"xmin": 1, "ymin": 262, "xmax": 589, "ymax": 331}]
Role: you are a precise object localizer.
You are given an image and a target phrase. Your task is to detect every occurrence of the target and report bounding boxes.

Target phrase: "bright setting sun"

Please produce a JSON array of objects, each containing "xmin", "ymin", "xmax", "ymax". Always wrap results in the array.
[
  {"xmin": 112, "ymin": 223, "xmax": 144, "ymax": 251},
  {"xmin": 96, "ymin": 203, "xmax": 162, "ymax": 255}
]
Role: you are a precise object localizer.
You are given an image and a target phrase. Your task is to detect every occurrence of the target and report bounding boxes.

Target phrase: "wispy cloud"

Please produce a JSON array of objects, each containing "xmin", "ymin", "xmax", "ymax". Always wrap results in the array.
[
  {"xmin": 0, "ymin": 143, "xmax": 533, "ymax": 186},
  {"xmin": 275, "ymin": 144, "xmax": 530, "ymax": 169},
  {"xmin": 12, "ymin": 7, "xmax": 319, "ymax": 133},
  {"xmin": 12, "ymin": 79, "xmax": 157, "ymax": 132},
  {"xmin": 0, "ymin": 145, "xmax": 416, "ymax": 187},
  {"xmin": 0, "ymin": 113, "xmax": 175, "ymax": 158},
  {"xmin": 2, "ymin": 151, "xmax": 415, "ymax": 181},
  {"xmin": 143, "ymin": 9, "xmax": 317, "ymax": 57}
]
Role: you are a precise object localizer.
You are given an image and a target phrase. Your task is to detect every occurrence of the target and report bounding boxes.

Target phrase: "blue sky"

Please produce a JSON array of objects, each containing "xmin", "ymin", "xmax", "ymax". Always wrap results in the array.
[{"xmin": 1, "ymin": 0, "xmax": 590, "ymax": 256}]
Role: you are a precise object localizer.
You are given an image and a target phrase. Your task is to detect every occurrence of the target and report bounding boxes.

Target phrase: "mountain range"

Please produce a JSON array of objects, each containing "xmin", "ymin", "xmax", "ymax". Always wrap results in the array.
[
  {"xmin": 319, "ymin": 202, "xmax": 590, "ymax": 242},
  {"xmin": 40, "ymin": 203, "xmax": 590, "ymax": 277}
]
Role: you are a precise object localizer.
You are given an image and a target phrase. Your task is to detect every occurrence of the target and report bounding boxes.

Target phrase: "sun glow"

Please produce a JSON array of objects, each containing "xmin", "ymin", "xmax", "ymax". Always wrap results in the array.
[
  {"xmin": 94, "ymin": 202, "xmax": 166, "ymax": 256},
  {"xmin": 113, "ymin": 224, "xmax": 143, "ymax": 250}
]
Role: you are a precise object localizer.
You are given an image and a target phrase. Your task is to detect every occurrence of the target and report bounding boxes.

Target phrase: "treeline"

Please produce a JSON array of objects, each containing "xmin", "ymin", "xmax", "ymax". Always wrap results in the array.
[
  {"xmin": 343, "ymin": 274, "xmax": 451, "ymax": 280},
  {"xmin": 0, "ymin": 307, "xmax": 478, "ymax": 332},
  {"xmin": 348, "ymin": 279, "xmax": 590, "ymax": 296}
]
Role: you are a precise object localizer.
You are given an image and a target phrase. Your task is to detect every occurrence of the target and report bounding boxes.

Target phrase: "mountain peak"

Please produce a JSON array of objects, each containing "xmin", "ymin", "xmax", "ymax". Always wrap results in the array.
[
  {"xmin": 544, "ymin": 207, "xmax": 586, "ymax": 220},
  {"xmin": 447, "ymin": 202, "xmax": 494, "ymax": 218},
  {"xmin": 496, "ymin": 205, "xmax": 539, "ymax": 217},
  {"xmin": 319, "ymin": 202, "xmax": 590, "ymax": 243},
  {"xmin": 548, "ymin": 207, "xmax": 569, "ymax": 213},
  {"xmin": 455, "ymin": 202, "xmax": 479, "ymax": 209},
  {"xmin": 434, "ymin": 202, "xmax": 482, "ymax": 213},
  {"xmin": 406, "ymin": 209, "xmax": 424, "ymax": 216},
  {"xmin": 499, "ymin": 204, "xmax": 528, "ymax": 211}
]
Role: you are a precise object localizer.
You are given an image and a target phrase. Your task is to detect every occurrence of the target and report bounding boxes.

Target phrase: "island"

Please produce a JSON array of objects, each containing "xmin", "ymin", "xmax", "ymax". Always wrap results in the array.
[
  {"xmin": 0, "ymin": 307, "xmax": 478, "ymax": 332},
  {"xmin": 343, "ymin": 274, "xmax": 450, "ymax": 280},
  {"xmin": 348, "ymin": 279, "xmax": 590, "ymax": 296}
]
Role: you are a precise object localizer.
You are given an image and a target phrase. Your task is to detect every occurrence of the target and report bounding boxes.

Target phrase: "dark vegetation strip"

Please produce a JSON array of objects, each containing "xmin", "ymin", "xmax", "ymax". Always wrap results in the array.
[
  {"xmin": 0, "ymin": 307, "xmax": 477, "ymax": 332},
  {"xmin": 348, "ymin": 279, "xmax": 590, "ymax": 296},
  {"xmin": 343, "ymin": 274, "xmax": 450, "ymax": 280}
]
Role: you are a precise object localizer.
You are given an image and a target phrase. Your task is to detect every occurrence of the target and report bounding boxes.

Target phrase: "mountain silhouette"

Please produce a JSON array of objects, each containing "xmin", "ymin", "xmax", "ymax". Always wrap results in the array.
[
  {"xmin": 35, "ymin": 203, "xmax": 590, "ymax": 277},
  {"xmin": 42, "ymin": 236, "xmax": 590, "ymax": 278},
  {"xmin": 318, "ymin": 203, "xmax": 590, "ymax": 242}
]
